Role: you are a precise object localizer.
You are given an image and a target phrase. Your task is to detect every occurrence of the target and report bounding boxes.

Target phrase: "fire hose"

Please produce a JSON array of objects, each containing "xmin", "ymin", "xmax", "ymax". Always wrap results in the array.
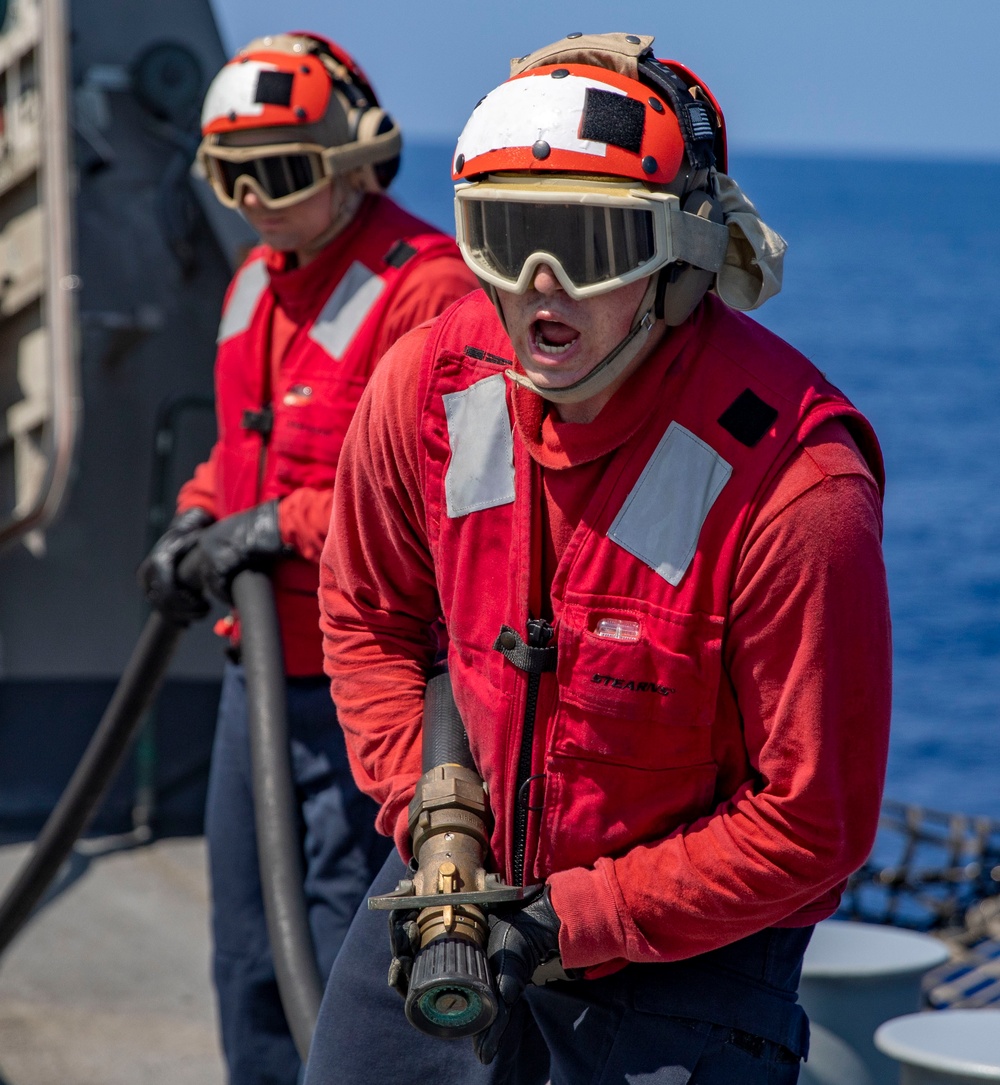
[
  {"xmin": 369, "ymin": 669, "xmax": 537, "ymax": 1038},
  {"xmin": 0, "ymin": 556, "xmax": 321, "ymax": 1059}
]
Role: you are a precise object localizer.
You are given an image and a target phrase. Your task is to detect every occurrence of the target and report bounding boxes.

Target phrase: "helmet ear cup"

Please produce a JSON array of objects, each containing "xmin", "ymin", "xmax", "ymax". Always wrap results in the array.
[
  {"xmin": 351, "ymin": 105, "xmax": 401, "ymax": 192},
  {"xmin": 656, "ymin": 189, "xmax": 725, "ymax": 326}
]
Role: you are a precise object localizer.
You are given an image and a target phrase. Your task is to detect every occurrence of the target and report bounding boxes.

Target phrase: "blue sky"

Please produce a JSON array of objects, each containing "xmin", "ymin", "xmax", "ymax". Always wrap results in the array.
[{"xmin": 210, "ymin": 0, "xmax": 999, "ymax": 161}]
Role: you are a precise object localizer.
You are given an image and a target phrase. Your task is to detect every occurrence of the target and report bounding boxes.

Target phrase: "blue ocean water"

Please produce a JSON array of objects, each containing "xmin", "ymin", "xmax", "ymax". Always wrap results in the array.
[{"xmin": 394, "ymin": 144, "xmax": 1000, "ymax": 823}]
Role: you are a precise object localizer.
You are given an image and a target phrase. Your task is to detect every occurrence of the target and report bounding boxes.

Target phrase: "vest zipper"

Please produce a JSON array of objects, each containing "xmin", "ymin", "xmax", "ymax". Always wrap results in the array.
[
  {"xmin": 511, "ymin": 617, "xmax": 554, "ymax": 887},
  {"xmin": 255, "ymin": 414, "xmax": 270, "ymax": 501},
  {"xmin": 256, "ymin": 307, "xmax": 277, "ymax": 501}
]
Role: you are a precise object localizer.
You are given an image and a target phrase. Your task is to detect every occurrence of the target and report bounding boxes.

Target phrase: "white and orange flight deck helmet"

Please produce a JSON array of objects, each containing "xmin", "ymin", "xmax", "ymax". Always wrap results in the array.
[
  {"xmin": 197, "ymin": 32, "xmax": 402, "ymax": 211},
  {"xmin": 452, "ymin": 32, "xmax": 786, "ymax": 404}
]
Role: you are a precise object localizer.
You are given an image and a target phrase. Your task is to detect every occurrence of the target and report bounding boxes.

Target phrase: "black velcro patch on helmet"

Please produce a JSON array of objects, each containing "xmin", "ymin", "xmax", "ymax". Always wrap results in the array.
[
  {"xmin": 255, "ymin": 70, "xmax": 294, "ymax": 107},
  {"xmin": 579, "ymin": 88, "xmax": 645, "ymax": 153},
  {"xmin": 465, "ymin": 345, "xmax": 512, "ymax": 366},
  {"xmin": 383, "ymin": 240, "xmax": 417, "ymax": 268},
  {"xmin": 717, "ymin": 389, "xmax": 778, "ymax": 447}
]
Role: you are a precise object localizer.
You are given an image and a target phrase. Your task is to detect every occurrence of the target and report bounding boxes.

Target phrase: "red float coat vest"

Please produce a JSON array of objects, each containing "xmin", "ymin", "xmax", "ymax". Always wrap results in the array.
[
  {"xmin": 180, "ymin": 196, "xmax": 464, "ymax": 672},
  {"xmin": 415, "ymin": 292, "xmax": 884, "ymax": 901}
]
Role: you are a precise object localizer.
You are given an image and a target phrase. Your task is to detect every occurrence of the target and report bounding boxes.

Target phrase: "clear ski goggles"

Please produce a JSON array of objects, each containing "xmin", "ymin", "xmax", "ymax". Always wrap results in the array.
[
  {"xmin": 198, "ymin": 140, "xmax": 335, "ymax": 210},
  {"xmin": 454, "ymin": 176, "xmax": 683, "ymax": 300}
]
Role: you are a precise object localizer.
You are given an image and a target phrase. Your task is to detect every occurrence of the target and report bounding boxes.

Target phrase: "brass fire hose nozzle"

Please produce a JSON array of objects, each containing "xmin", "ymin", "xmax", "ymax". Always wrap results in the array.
[{"xmin": 367, "ymin": 670, "xmax": 532, "ymax": 1038}]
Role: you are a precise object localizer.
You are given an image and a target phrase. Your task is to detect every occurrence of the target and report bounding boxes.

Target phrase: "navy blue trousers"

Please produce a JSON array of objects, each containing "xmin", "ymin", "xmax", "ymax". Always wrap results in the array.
[
  {"xmin": 205, "ymin": 663, "xmax": 392, "ymax": 1085},
  {"xmin": 304, "ymin": 851, "xmax": 812, "ymax": 1085}
]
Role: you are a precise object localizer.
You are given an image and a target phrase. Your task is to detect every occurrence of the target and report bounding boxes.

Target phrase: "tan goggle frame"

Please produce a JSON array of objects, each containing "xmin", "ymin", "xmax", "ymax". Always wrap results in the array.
[
  {"xmin": 198, "ymin": 125, "xmax": 403, "ymax": 210},
  {"xmin": 455, "ymin": 176, "xmax": 729, "ymax": 300}
]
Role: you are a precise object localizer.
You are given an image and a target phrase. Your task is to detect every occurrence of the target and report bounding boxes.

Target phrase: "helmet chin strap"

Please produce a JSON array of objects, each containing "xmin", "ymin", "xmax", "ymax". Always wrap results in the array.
[
  {"xmin": 503, "ymin": 276, "xmax": 660, "ymax": 406},
  {"xmin": 258, "ymin": 180, "xmax": 363, "ymax": 262},
  {"xmin": 302, "ymin": 182, "xmax": 364, "ymax": 255}
]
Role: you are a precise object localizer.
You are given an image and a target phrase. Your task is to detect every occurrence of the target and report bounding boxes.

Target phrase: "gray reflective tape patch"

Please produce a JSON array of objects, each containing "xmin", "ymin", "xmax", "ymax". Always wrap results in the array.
[
  {"xmin": 309, "ymin": 261, "xmax": 386, "ymax": 359},
  {"xmin": 443, "ymin": 374, "xmax": 515, "ymax": 518},
  {"xmin": 608, "ymin": 422, "xmax": 732, "ymax": 586},
  {"xmin": 217, "ymin": 258, "xmax": 268, "ymax": 343}
]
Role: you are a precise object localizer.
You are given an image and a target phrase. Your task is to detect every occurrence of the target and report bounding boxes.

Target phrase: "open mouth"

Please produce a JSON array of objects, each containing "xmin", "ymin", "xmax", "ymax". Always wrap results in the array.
[{"xmin": 532, "ymin": 319, "xmax": 580, "ymax": 357}]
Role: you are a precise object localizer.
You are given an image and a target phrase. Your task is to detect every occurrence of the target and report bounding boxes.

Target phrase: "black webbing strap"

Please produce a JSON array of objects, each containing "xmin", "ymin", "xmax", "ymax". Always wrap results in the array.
[
  {"xmin": 493, "ymin": 623, "xmax": 557, "ymax": 674},
  {"xmin": 241, "ymin": 405, "xmax": 274, "ymax": 439},
  {"xmin": 636, "ymin": 55, "xmax": 718, "ymax": 171}
]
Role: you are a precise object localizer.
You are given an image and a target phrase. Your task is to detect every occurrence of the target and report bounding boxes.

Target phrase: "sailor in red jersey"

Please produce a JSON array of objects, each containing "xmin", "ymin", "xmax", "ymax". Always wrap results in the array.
[
  {"xmin": 309, "ymin": 32, "xmax": 891, "ymax": 1085},
  {"xmin": 137, "ymin": 31, "xmax": 475, "ymax": 1085}
]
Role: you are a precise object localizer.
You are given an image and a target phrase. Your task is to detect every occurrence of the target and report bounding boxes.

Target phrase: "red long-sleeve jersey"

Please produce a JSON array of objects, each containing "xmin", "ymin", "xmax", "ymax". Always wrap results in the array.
[
  {"xmin": 178, "ymin": 194, "xmax": 476, "ymax": 673},
  {"xmin": 319, "ymin": 297, "xmax": 891, "ymax": 969}
]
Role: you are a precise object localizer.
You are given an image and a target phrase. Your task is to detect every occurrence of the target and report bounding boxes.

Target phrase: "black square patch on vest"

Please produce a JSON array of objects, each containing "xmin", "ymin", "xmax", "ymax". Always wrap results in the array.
[
  {"xmin": 383, "ymin": 240, "xmax": 417, "ymax": 268},
  {"xmin": 579, "ymin": 88, "xmax": 645, "ymax": 153},
  {"xmin": 718, "ymin": 389, "xmax": 778, "ymax": 447},
  {"xmin": 255, "ymin": 71, "xmax": 294, "ymax": 107}
]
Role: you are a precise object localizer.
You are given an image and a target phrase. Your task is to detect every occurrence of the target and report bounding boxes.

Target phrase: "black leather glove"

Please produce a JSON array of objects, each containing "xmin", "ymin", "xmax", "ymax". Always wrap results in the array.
[
  {"xmin": 473, "ymin": 885, "xmax": 563, "ymax": 1065},
  {"xmin": 195, "ymin": 499, "xmax": 292, "ymax": 604},
  {"xmin": 387, "ymin": 908, "xmax": 421, "ymax": 998},
  {"xmin": 385, "ymin": 858, "xmax": 421, "ymax": 997},
  {"xmin": 137, "ymin": 506, "xmax": 214, "ymax": 625}
]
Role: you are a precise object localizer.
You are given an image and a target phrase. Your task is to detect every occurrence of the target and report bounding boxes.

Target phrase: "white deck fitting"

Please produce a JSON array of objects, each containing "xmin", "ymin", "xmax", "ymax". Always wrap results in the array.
[
  {"xmin": 875, "ymin": 1009, "xmax": 1000, "ymax": 1084},
  {"xmin": 799, "ymin": 919, "xmax": 951, "ymax": 1085}
]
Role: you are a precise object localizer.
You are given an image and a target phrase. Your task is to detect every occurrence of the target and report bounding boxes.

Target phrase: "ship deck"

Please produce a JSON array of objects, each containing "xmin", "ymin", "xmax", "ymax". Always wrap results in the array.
[{"xmin": 0, "ymin": 835, "xmax": 224, "ymax": 1084}]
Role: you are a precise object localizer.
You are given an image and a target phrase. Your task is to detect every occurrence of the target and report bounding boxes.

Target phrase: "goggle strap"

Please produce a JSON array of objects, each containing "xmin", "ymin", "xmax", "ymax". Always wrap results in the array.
[
  {"xmin": 671, "ymin": 210, "xmax": 729, "ymax": 272},
  {"xmin": 322, "ymin": 126, "xmax": 401, "ymax": 175}
]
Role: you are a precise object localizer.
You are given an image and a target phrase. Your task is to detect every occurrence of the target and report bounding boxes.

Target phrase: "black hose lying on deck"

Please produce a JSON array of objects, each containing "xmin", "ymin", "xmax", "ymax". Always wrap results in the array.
[
  {"xmin": 0, "ymin": 609, "xmax": 185, "ymax": 958},
  {"xmin": 232, "ymin": 568, "xmax": 322, "ymax": 1060}
]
